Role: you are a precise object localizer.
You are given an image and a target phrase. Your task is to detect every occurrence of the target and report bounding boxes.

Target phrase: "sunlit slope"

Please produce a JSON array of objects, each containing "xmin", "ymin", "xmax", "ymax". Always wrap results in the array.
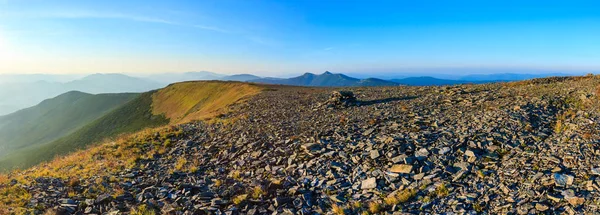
[
  {"xmin": 152, "ymin": 81, "xmax": 262, "ymax": 123},
  {"xmin": 0, "ymin": 81, "xmax": 262, "ymax": 171}
]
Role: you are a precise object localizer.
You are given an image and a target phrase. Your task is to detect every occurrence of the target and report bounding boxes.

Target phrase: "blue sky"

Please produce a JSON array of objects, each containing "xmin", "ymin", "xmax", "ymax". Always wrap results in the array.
[{"xmin": 0, "ymin": 0, "xmax": 599, "ymax": 76}]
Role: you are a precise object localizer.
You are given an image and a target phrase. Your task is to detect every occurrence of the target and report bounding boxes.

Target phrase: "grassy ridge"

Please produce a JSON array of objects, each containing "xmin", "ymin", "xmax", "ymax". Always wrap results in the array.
[{"xmin": 152, "ymin": 81, "xmax": 262, "ymax": 123}]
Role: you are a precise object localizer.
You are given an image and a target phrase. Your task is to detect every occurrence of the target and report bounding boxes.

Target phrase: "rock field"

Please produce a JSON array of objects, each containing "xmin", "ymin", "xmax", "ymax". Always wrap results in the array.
[{"xmin": 7, "ymin": 75, "xmax": 600, "ymax": 214}]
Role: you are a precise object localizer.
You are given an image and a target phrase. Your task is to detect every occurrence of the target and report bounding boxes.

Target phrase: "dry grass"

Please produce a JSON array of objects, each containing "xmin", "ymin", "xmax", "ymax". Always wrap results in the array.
[
  {"xmin": 251, "ymin": 186, "xmax": 266, "ymax": 199},
  {"xmin": 152, "ymin": 81, "xmax": 262, "ymax": 123},
  {"xmin": 396, "ymin": 188, "xmax": 417, "ymax": 203},
  {"xmin": 384, "ymin": 195, "xmax": 399, "ymax": 206},
  {"xmin": 0, "ymin": 174, "xmax": 8, "ymax": 184},
  {"xmin": 434, "ymin": 184, "xmax": 449, "ymax": 198},
  {"xmin": 67, "ymin": 177, "xmax": 80, "ymax": 187},
  {"xmin": 331, "ymin": 204, "xmax": 346, "ymax": 215},
  {"xmin": 0, "ymin": 185, "xmax": 31, "ymax": 208},
  {"xmin": 174, "ymin": 157, "xmax": 187, "ymax": 171},
  {"xmin": 131, "ymin": 204, "xmax": 156, "ymax": 215},
  {"xmin": 0, "ymin": 126, "xmax": 183, "ymax": 209},
  {"xmin": 232, "ymin": 170, "xmax": 242, "ymax": 181},
  {"xmin": 555, "ymin": 109, "xmax": 576, "ymax": 134},
  {"xmin": 232, "ymin": 194, "xmax": 248, "ymax": 205},
  {"xmin": 368, "ymin": 201, "xmax": 381, "ymax": 213},
  {"xmin": 213, "ymin": 179, "xmax": 222, "ymax": 187}
]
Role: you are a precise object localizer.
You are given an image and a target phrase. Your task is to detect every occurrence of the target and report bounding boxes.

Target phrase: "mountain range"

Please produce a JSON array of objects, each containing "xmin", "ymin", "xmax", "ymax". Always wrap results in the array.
[
  {"xmin": 0, "ymin": 74, "xmax": 164, "ymax": 116},
  {"xmin": 0, "ymin": 71, "xmax": 578, "ymax": 116},
  {"xmin": 250, "ymin": 71, "xmax": 399, "ymax": 87}
]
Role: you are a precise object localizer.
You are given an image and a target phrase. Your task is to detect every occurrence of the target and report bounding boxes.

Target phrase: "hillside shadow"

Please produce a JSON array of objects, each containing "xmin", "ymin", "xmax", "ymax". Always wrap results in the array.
[{"xmin": 358, "ymin": 96, "xmax": 418, "ymax": 106}]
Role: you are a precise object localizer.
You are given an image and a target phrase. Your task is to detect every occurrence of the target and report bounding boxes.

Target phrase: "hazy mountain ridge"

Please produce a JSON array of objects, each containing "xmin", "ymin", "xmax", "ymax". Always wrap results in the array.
[
  {"xmin": 0, "ymin": 74, "xmax": 164, "ymax": 116},
  {"xmin": 0, "ymin": 71, "xmax": 582, "ymax": 116},
  {"xmin": 0, "ymin": 91, "xmax": 138, "ymax": 158},
  {"xmin": 250, "ymin": 71, "xmax": 400, "ymax": 87}
]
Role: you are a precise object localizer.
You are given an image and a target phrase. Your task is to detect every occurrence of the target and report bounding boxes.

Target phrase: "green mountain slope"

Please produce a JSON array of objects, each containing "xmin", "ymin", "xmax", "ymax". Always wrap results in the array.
[
  {"xmin": 0, "ymin": 91, "xmax": 138, "ymax": 157},
  {"xmin": 0, "ymin": 81, "xmax": 262, "ymax": 171}
]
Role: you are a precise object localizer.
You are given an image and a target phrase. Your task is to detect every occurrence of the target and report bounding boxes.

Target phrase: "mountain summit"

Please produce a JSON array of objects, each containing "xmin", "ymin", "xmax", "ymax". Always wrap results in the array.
[{"xmin": 2, "ymin": 75, "xmax": 600, "ymax": 214}]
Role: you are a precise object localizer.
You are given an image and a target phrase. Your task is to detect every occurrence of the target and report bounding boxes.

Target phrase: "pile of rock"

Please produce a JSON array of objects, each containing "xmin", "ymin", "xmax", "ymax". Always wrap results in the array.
[{"xmin": 323, "ymin": 91, "xmax": 357, "ymax": 108}]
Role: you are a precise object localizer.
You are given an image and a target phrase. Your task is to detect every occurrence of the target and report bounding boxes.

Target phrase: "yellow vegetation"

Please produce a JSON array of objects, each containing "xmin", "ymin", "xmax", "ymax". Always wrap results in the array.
[
  {"xmin": 232, "ymin": 194, "xmax": 248, "ymax": 205},
  {"xmin": 0, "ymin": 185, "xmax": 31, "ymax": 208},
  {"xmin": 174, "ymin": 157, "xmax": 188, "ymax": 171},
  {"xmin": 152, "ymin": 81, "xmax": 262, "ymax": 123},
  {"xmin": 213, "ymin": 179, "xmax": 222, "ymax": 187},
  {"xmin": 232, "ymin": 170, "xmax": 242, "ymax": 181},
  {"xmin": 131, "ymin": 204, "xmax": 156, "ymax": 215},
  {"xmin": 331, "ymin": 204, "xmax": 346, "ymax": 215},
  {"xmin": 368, "ymin": 201, "xmax": 381, "ymax": 213},
  {"xmin": 384, "ymin": 195, "xmax": 399, "ymax": 206},
  {"xmin": 0, "ymin": 126, "xmax": 183, "ymax": 210},
  {"xmin": 251, "ymin": 186, "xmax": 266, "ymax": 199}
]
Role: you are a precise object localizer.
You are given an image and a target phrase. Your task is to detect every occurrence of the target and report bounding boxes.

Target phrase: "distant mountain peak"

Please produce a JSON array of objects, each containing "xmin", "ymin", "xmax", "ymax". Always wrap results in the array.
[{"xmin": 251, "ymin": 71, "xmax": 398, "ymax": 87}]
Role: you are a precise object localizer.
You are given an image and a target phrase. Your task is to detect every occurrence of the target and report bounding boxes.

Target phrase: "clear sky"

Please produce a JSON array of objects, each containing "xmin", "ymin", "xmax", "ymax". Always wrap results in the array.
[{"xmin": 0, "ymin": 0, "xmax": 599, "ymax": 76}]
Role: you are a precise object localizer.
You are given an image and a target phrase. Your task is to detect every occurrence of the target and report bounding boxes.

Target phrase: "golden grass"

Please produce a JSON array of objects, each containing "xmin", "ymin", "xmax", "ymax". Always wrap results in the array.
[
  {"xmin": 213, "ymin": 179, "xmax": 222, "ymax": 187},
  {"xmin": 0, "ymin": 185, "xmax": 31, "ymax": 208},
  {"xmin": 384, "ymin": 195, "xmax": 399, "ymax": 206},
  {"xmin": 232, "ymin": 170, "xmax": 242, "ymax": 181},
  {"xmin": 232, "ymin": 194, "xmax": 248, "ymax": 205},
  {"xmin": 368, "ymin": 201, "xmax": 381, "ymax": 213},
  {"xmin": 0, "ymin": 125, "xmax": 183, "ymax": 210},
  {"xmin": 332, "ymin": 204, "xmax": 347, "ymax": 215},
  {"xmin": 396, "ymin": 188, "xmax": 417, "ymax": 203},
  {"xmin": 174, "ymin": 157, "xmax": 187, "ymax": 171},
  {"xmin": 152, "ymin": 81, "xmax": 262, "ymax": 123},
  {"xmin": 251, "ymin": 186, "xmax": 266, "ymax": 199},
  {"xmin": 131, "ymin": 204, "xmax": 156, "ymax": 215},
  {"xmin": 0, "ymin": 174, "xmax": 8, "ymax": 184},
  {"xmin": 434, "ymin": 184, "xmax": 449, "ymax": 198}
]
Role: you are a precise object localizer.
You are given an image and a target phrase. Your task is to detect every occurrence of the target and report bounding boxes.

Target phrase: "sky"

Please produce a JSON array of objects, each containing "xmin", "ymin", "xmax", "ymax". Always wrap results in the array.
[{"xmin": 0, "ymin": 0, "xmax": 599, "ymax": 76}]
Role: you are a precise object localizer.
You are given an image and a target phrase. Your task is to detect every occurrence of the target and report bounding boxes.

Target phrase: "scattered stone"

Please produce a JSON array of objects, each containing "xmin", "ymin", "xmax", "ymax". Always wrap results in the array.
[
  {"xmin": 370, "ymin": 150, "xmax": 380, "ymax": 159},
  {"xmin": 389, "ymin": 164, "xmax": 413, "ymax": 174},
  {"xmin": 361, "ymin": 177, "xmax": 377, "ymax": 189},
  {"xmin": 535, "ymin": 203, "xmax": 549, "ymax": 211},
  {"xmin": 554, "ymin": 173, "xmax": 574, "ymax": 187}
]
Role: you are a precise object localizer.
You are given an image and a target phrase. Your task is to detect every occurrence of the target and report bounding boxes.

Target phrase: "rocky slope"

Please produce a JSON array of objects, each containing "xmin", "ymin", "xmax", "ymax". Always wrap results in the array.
[{"xmin": 2, "ymin": 75, "xmax": 600, "ymax": 214}]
